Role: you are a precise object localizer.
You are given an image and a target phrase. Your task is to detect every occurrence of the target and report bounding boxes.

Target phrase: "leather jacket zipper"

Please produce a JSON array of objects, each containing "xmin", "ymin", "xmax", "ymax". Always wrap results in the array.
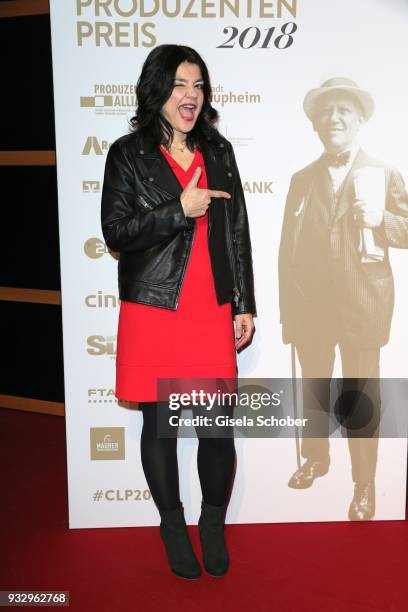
[
  {"xmin": 137, "ymin": 194, "xmax": 153, "ymax": 210},
  {"xmin": 175, "ymin": 222, "xmax": 196, "ymax": 308},
  {"xmin": 232, "ymin": 233, "xmax": 243, "ymax": 306},
  {"xmin": 141, "ymin": 177, "xmax": 195, "ymax": 309},
  {"xmin": 224, "ymin": 202, "xmax": 241, "ymax": 307}
]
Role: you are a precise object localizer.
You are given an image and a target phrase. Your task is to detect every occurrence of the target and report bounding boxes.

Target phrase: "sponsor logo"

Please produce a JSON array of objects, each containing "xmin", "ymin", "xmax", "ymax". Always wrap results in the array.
[
  {"xmin": 211, "ymin": 84, "xmax": 262, "ymax": 107},
  {"xmin": 83, "ymin": 180, "xmax": 101, "ymax": 193},
  {"xmin": 87, "ymin": 335, "xmax": 117, "ymax": 358},
  {"xmin": 222, "ymin": 125, "xmax": 255, "ymax": 148},
  {"xmin": 88, "ymin": 388, "xmax": 117, "ymax": 404},
  {"xmin": 85, "ymin": 292, "xmax": 120, "ymax": 309},
  {"xmin": 82, "ymin": 136, "xmax": 111, "ymax": 155},
  {"xmin": 90, "ymin": 427, "xmax": 125, "ymax": 460},
  {"xmin": 80, "ymin": 84, "xmax": 136, "ymax": 116},
  {"xmin": 84, "ymin": 238, "xmax": 109, "ymax": 259},
  {"xmin": 243, "ymin": 180, "xmax": 274, "ymax": 194}
]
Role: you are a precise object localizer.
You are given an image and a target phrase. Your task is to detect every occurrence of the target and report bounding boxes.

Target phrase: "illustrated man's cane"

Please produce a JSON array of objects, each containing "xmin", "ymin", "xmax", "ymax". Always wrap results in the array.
[{"xmin": 291, "ymin": 343, "xmax": 301, "ymax": 469}]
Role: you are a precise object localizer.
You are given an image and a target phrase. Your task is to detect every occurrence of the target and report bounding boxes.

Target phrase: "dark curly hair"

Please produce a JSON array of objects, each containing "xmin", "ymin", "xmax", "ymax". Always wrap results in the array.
[{"xmin": 130, "ymin": 44, "xmax": 220, "ymax": 151}]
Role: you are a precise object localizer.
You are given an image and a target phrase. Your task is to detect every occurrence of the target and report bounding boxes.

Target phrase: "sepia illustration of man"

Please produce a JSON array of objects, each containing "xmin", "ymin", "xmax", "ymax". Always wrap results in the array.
[{"xmin": 278, "ymin": 77, "xmax": 408, "ymax": 520}]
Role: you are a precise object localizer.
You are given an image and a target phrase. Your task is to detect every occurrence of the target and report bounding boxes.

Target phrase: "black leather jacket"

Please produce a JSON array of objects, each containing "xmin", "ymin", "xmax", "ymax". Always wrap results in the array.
[{"xmin": 101, "ymin": 131, "xmax": 256, "ymax": 316}]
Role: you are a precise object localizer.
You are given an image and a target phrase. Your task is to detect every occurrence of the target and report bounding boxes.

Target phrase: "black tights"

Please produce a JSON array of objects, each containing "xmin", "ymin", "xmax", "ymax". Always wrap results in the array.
[{"xmin": 140, "ymin": 402, "xmax": 236, "ymax": 512}]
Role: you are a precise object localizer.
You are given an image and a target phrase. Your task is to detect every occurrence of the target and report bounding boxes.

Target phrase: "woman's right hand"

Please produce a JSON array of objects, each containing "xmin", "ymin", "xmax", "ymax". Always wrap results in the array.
[{"xmin": 180, "ymin": 166, "xmax": 231, "ymax": 218}]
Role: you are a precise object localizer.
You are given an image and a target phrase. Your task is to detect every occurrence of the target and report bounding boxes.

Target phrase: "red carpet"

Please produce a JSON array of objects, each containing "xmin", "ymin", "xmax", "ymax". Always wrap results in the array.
[{"xmin": 1, "ymin": 408, "xmax": 407, "ymax": 612}]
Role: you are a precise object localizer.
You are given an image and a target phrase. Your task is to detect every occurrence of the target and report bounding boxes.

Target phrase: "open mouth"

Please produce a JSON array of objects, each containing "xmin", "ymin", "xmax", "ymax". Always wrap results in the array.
[{"xmin": 178, "ymin": 103, "xmax": 197, "ymax": 122}]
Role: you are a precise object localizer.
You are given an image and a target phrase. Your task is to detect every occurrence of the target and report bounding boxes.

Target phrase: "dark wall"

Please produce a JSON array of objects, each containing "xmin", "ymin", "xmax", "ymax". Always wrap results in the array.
[
  {"xmin": 0, "ymin": 14, "xmax": 55, "ymax": 151},
  {"xmin": 0, "ymin": 12, "xmax": 64, "ymax": 403}
]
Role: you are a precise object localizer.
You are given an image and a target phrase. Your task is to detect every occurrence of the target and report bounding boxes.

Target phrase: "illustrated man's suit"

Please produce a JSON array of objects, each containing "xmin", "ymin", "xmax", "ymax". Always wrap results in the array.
[{"xmin": 278, "ymin": 78, "xmax": 408, "ymax": 519}]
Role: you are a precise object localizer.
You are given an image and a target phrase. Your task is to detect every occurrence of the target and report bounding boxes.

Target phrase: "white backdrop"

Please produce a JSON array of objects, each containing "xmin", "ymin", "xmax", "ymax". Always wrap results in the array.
[{"xmin": 50, "ymin": 0, "xmax": 408, "ymax": 527}]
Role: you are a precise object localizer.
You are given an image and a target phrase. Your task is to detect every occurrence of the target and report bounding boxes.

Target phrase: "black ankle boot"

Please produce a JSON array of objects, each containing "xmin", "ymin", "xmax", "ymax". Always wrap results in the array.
[
  {"xmin": 159, "ymin": 504, "xmax": 202, "ymax": 579},
  {"xmin": 198, "ymin": 501, "xmax": 229, "ymax": 577}
]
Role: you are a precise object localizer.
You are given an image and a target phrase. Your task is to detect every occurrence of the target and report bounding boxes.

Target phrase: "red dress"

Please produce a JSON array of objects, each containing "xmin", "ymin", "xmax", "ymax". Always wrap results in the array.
[{"xmin": 115, "ymin": 147, "xmax": 237, "ymax": 402}]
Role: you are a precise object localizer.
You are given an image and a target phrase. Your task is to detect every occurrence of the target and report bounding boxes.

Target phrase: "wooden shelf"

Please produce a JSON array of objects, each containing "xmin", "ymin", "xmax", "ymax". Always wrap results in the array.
[
  {"xmin": 0, "ymin": 151, "xmax": 56, "ymax": 166},
  {"xmin": 0, "ymin": 0, "xmax": 49, "ymax": 18},
  {"xmin": 0, "ymin": 394, "xmax": 64, "ymax": 416},
  {"xmin": 0, "ymin": 287, "xmax": 61, "ymax": 305}
]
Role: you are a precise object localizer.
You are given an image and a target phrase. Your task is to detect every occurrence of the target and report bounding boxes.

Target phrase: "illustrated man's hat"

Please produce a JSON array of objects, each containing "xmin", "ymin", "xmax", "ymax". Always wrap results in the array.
[{"xmin": 303, "ymin": 77, "xmax": 374, "ymax": 121}]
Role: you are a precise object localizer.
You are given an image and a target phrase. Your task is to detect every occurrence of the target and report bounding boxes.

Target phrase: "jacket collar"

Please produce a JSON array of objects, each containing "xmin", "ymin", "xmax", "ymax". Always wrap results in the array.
[{"xmin": 134, "ymin": 134, "xmax": 231, "ymax": 197}]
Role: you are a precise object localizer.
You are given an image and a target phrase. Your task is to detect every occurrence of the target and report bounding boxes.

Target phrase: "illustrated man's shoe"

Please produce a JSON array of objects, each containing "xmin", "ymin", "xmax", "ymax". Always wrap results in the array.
[
  {"xmin": 198, "ymin": 501, "xmax": 229, "ymax": 577},
  {"xmin": 159, "ymin": 504, "xmax": 202, "ymax": 579},
  {"xmin": 288, "ymin": 459, "xmax": 330, "ymax": 489},
  {"xmin": 348, "ymin": 481, "xmax": 375, "ymax": 521}
]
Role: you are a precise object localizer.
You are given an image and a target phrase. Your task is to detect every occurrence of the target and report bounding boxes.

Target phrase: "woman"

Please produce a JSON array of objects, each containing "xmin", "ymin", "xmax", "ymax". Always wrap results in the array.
[{"xmin": 101, "ymin": 44, "xmax": 256, "ymax": 579}]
